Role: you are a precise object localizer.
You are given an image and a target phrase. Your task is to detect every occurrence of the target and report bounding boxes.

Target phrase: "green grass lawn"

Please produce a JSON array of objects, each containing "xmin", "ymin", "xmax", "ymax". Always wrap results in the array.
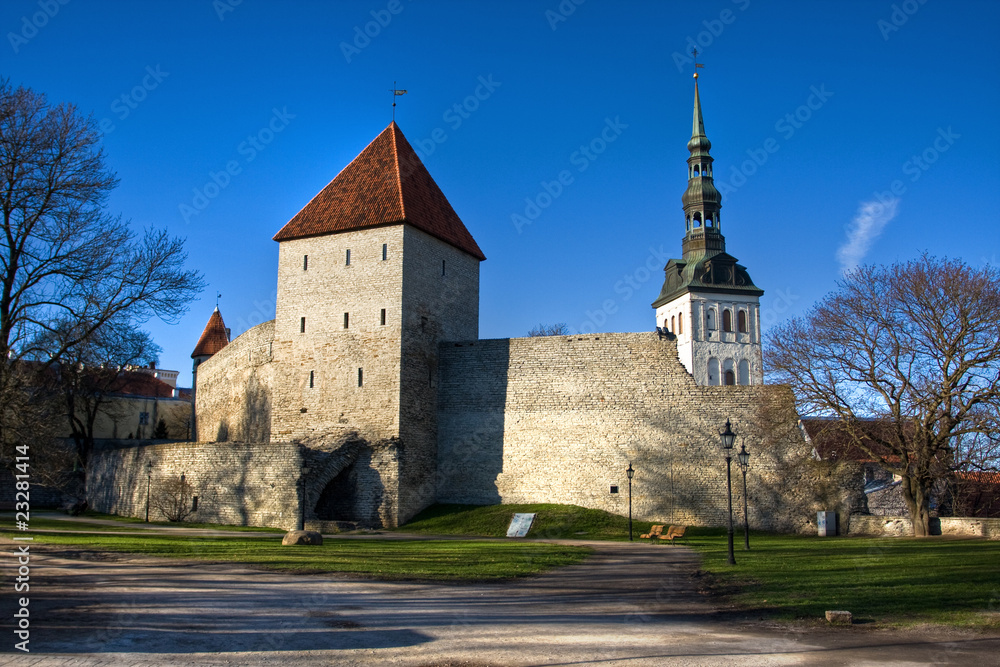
[
  {"xmin": 402, "ymin": 503, "xmax": 1000, "ymax": 628},
  {"xmin": 0, "ymin": 511, "xmax": 285, "ymax": 533},
  {"xmin": 6, "ymin": 530, "xmax": 590, "ymax": 580},
  {"xmin": 684, "ymin": 528, "xmax": 1000, "ymax": 628},
  {"xmin": 400, "ymin": 502, "xmax": 660, "ymax": 540}
]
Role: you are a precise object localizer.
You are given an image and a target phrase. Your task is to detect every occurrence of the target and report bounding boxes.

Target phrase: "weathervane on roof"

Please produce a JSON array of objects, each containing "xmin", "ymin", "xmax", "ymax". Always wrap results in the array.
[
  {"xmin": 692, "ymin": 48, "xmax": 705, "ymax": 79},
  {"xmin": 216, "ymin": 291, "xmax": 222, "ymax": 308},
  {"xmin": 390, "ymin": 81, "xmax": 407, "ymax": 121}
]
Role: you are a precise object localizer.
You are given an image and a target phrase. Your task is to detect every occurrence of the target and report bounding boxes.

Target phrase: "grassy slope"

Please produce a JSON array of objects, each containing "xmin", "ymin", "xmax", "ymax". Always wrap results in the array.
[{"xmin": 400, "ymin": 502, "xmax": 660, "ymax": 540}]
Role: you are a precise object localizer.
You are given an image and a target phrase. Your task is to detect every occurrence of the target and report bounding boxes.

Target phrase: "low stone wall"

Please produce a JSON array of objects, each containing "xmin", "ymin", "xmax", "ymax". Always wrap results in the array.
[
  {"xmin": 87, "ymin": 440, "xmax": 301, "ymax": 529},
  {"xmin": 848, "ymin": 514, "xmax": 1000, "ymax": 539}
]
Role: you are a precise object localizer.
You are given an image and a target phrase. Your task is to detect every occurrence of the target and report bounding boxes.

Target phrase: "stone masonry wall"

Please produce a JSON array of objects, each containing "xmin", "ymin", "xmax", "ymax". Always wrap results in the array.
[
  {"xmin": 88, "ymin": 440, "xmax": 301, "ymax": 529},
  {"xmin": 195, "ymin": 319, "xmax": 275, "ymax": 443},
  {"xmin": 270, "ymin": 227, "xmax": 406, "ymax": 444},
  {"xmin": 437, "ymin": 332, "xmax": 858, "ymax": 533},
  {"xmin": 398, "ymin": 225, "xmax": 481, "ymax": 523}
]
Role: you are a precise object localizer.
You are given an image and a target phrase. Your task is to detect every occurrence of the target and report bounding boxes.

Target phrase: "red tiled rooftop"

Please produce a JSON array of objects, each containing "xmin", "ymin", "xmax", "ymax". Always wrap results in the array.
[
  {"xmin": 272, "ymin": 122, "xmax": 485, "ymax": 261},
  {"xmin": 191, "ymin": 308, "xmax": 229, "ymax": 358}
]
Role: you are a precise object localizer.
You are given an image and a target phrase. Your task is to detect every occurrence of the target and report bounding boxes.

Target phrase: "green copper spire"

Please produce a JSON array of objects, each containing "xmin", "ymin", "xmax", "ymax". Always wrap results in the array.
[
  {"xmin": 681, "ymin": 72, "xmax": 723, "ymax": 259},
  {"xmin": 652, "ymin": 68, "xmax": 763, "ymax": 311},
  {"xmin": 688, "ymin": 77, "xmax": 712, "ymax": 156}
]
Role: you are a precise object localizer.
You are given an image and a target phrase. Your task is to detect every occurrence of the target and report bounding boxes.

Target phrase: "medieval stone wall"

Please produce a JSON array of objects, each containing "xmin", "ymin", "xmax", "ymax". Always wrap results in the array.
[
  {"xmin": 194, "ymin": 319, "xmax": 275, "ymax": 443},
  {"xmin": 87, "ymin": 440, "xmax": 301, "ymax": 529},
  {"xmin": 437, "ymin": 332, "xmax": 859, "ymax": 533}
]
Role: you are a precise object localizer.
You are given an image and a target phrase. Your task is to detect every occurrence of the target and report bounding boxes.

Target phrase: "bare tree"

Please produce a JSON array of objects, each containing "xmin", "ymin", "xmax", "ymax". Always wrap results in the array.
[
  {"xmin": 766, "ymin": 255, "xmax": 1000, "ymax": 536},
  {"xmin": 528, "ymin": 323, "xmax": 570, "ymax": 337},
  {"xmin": 151, "ymin": 474, "xmax": 195, "ymax": 522},
  {"xmin": 0, "ymin": 80, "xmax": 203, "ymax": 468},
  {"xmin": 35, "ymin": 318, "xmax": 161, "ymax": 469}
]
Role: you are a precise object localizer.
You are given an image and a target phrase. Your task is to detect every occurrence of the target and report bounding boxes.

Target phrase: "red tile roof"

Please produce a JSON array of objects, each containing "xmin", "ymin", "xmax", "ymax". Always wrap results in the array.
[
  {"xmin": 191, "ymin": 308, "xmax": 229, "ymax": 358},
  {"xmin": 116, "ymin": 372, "xmax": 176, "ymax": 398},
  {"xmin": 272, "ymin": 122, "xmax": 485, "ymax": 261}
]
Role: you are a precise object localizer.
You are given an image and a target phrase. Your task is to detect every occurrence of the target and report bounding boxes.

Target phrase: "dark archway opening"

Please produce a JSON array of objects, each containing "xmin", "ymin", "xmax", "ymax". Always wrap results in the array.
[{"xmin": 315, "ymin": 464, "xmax": 360, "ymax": 522}]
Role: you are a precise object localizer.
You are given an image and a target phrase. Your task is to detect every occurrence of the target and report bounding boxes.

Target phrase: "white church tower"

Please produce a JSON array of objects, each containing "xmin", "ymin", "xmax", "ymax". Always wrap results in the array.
[{"xmin": 652, "ymin": 71, "xmax": 764, "ymax": 386}]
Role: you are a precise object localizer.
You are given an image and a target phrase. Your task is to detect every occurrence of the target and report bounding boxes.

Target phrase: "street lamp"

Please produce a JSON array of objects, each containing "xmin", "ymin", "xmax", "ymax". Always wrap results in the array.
[
  {"xmin": 719, "ymin": 419, "xmax": 737, "ymax": 565},
  {"xmin": 298, "ymin": 466, "xmax": 311, "ymax": 531},
  {"xmin": 626, "ymin": 462, "xmax": 635, "ymax": 541},
  {"xmin": 737, "ymin": 441, "xmax": 751, "ymax": 551},
  {"xmin": 144, "ymin": 459, "xmax": 153, "ymax": 523}
]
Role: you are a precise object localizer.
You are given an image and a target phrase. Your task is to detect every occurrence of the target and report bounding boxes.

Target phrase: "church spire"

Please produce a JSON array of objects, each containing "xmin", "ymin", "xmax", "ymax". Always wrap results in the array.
[{"xmin": 681, "ymin": 70, "xmax": 724, "ymax": 260}]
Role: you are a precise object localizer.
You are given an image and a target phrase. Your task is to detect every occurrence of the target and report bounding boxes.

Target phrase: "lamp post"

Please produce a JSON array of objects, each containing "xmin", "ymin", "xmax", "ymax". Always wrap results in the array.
[
  {"xmin": 144, "ymin": 460, "xmax": 153, "ymax": 523},
  {"xmin": 719, "ymin": 419, "xmax": 737, "ymax": 565},
  {"xmin": 626, "ymin": 461, "xmax": 635, "ymax": 541},
  {"xmin": 298, "ymin": 466, "xmax": 310, "ymax": 531},
  {"xmin": 737, "ymin": 442, "xmax": 750, "ymax": 551}
]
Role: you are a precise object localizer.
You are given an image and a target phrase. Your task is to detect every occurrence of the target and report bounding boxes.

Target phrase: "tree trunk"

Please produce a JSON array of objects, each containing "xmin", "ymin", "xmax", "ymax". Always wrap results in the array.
[{"xmin": 902, "ymin": 476, "xmax": 932, "ymax": 537}]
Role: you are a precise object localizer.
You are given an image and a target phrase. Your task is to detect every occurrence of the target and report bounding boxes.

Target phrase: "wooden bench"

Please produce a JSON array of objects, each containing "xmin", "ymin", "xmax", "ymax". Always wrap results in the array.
[
  {"xmin": 639, "ymin": 524, "xmax": 664, "ymax": 539},
  {"xmin": 662, "ymin": 525, "xmax": 687, "ymax": 543}
]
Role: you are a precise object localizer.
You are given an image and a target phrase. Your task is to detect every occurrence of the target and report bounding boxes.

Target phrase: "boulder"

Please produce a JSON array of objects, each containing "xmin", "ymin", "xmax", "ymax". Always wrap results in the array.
[
  {"xmin": 282, "ymin": 530, "xmax": 323, "ymax": 545},
  {"xmin": 63, "ymin": 500, "xmax": 88, "ymax": 516},
  {"xmin": 825, "ymin": 610, "xmax": 852, "ymax": 625}
]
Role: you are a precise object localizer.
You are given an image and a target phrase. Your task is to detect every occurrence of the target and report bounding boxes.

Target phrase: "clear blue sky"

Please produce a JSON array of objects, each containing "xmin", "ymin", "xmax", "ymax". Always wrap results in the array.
[{"xmin": 3, "ymin": 0, "xmax": 998, "ymax": 387}]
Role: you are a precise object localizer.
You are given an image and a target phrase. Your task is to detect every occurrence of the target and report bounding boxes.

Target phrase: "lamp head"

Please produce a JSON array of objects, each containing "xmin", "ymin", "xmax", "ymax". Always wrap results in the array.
[
  {"xmin": 737, "ymin": 443, "xmax": 750, "ymax": 470},
  {"xmin": 720, "ymin": 419, "xmax": 737, "ymax": 450},
  {"xmin": 626, "ymin": 462, "xmax": 634, "ymax": 480}
]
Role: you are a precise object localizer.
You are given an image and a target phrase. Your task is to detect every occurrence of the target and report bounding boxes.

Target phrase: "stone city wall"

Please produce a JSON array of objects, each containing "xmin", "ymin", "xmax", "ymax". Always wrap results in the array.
[
  {"xmin": 195, "ymin": 319, "xmax": 276, "ymax": 443},
  {"xmin": 87, "ymin": 439, "xmax": 301, "ymax": 529},
  {"xmin": 437, "ymin": 332, "xmax": 859, "ymax": 533}
]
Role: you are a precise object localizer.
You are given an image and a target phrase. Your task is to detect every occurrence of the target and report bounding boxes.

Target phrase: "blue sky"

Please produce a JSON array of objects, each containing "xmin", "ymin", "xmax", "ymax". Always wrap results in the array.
[{"xmin": 3, "ymin": 0, "xmax": 998, "ymax": 387}]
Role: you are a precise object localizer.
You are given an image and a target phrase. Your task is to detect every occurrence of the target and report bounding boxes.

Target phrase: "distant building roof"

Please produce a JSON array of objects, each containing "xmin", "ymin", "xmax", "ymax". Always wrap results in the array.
[
  {"xmin": 272, "ymin": 121, "xmax": 486, "ymax": 261},
  {"xmin": 192, "ymin": 307, "xmax": 230, "ymax": 358},
  {"xmin": 116, "ymin": 372, "xmax": 176, "ymax": 399},
  {"xmin": 802, "ymin": 417, "xmax": 900, "ymax": 463}
]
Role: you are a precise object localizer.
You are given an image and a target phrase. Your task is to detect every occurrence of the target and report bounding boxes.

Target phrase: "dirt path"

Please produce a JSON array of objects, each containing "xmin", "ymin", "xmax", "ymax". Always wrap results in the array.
[{"xmin": 2, "ymin": 540, "xmax": 998, "ymax": 666}]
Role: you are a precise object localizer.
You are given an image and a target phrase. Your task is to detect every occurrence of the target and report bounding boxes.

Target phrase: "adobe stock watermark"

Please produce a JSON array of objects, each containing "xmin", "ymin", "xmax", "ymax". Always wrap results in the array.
[
  {"xmin": 7, "ymin": 0, "xmax": 71, "ymax": 54},
  {"xmin": 716, "ymin": 84, "xmax": 834, "ymax": 198},
  {"xmin": 231, "ymin": 291, "xmax": 278, "ymax": 338},
  {"xmin": 412, "ymin": 75, "xmax": 502, "ymax": 161},
  {"xmin": 179, "ymin": 107, "xmax": 295, "ymax": 223},
  {"xmin": 670, "ymin": 0, "xmax": 751, "ymax": 72},
  {"xmin": 575, "ymin": 245, "xmax": 670, "ymax": 334},
  {"xmin": 759, "ymin": 287, "xmax": 799, "ymax": 329},
  {"xmin": 877, "ymin": 0, "xmax": 930, "ymax": 41},
  {"xmin": 866, "ymin": 126, "xmax": 960, "ymax": 217},
  {"xmin": 213, "ymin": 0, "xmax": 243, "ymax": 21},
  {"xmin": 340, "ymin": 0, "xmax": 408, "ymax": 63},
  {"xmin": 511, "ymin": 116, "xmax": 628, "ymax": 234},
  {"xmin": 97, "ymin": 65, "xmax": 169, "ymax": 137},
  {"xmin": 545, "ymin": 0, "xmax": 586, "ymax": 31}
]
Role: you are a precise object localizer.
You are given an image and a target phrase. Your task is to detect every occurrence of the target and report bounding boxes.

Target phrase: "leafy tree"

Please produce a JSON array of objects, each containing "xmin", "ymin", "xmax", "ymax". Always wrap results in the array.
[
  {"xmin": 0, "ymin": 80, "xmax": 203, "ymax": 469},
  {"xmin": 153, "ymin": 418, "xmax": 169, "ymax": 440},
  {"xmin": 528, "ymin": 323, "xmax": 570, "ymax": 336},
  {"xmin": 766, "ymin": 255, "xmax": 1000, "ymax": 536}
]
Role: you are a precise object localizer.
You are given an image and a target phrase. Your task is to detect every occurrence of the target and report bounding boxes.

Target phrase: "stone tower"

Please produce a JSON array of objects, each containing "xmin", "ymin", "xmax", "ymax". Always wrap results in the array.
[
  {"xmin": 652, "ymin": 74, "xmax": 764, "ymax": 386},
  {"xmin": 190, "ymin": 307, "xmax": 230, "ymax": 440},
  {"xmin": 269, "ymin": 121, "xmax": 485, "ymax": 523}
]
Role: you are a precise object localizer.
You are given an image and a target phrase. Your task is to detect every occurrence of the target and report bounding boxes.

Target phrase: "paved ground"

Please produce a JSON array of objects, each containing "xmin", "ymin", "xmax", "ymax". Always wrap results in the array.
[{"xmin": 3, "ymin": 535, "xmax": 999, "ymax": 667}]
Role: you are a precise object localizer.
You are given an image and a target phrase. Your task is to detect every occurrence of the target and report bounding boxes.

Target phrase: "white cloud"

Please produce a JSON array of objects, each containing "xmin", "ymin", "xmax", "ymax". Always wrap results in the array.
[{"xmin": 836, "ymin": 198, "xmax": 899, "ymax": 275}]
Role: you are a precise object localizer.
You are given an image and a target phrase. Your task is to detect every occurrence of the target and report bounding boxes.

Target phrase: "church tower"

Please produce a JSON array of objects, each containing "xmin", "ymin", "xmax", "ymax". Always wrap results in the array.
[{"xmin": 652, "ymin": 72, "xmax": 764, "ymax": 386}]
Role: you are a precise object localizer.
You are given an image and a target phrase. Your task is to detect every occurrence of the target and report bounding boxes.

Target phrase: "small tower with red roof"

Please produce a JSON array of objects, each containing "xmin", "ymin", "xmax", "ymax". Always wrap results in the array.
[{"xmin": 190, "ymin": 306, "xmax": 230, "ymax": 440}]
